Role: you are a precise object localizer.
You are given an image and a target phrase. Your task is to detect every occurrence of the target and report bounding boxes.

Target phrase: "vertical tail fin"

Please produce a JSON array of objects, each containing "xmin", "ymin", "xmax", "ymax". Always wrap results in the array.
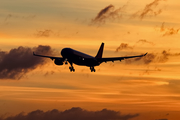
[{"xmin": 95, "ymin": 42, "xmax": 104, "ymax": 58}]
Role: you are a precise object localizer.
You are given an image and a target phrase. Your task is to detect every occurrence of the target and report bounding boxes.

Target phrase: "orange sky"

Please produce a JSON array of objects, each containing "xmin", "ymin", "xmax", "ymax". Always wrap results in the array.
[{"xmin": 0, "ymin": 0, "xmax": 180, "ymax": 120}]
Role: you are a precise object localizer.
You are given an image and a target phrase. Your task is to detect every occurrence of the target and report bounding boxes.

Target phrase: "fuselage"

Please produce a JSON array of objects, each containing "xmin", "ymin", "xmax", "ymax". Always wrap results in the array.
[{"xmin": 61, "ymin": 48, "xmax": 100, "ymax": 67}]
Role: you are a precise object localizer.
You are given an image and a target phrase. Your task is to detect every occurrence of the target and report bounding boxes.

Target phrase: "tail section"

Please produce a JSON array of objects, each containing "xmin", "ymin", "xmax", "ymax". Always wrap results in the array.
[{"xmin": 95, "ymin": 42, "xmax": 104, "ymax": 58}]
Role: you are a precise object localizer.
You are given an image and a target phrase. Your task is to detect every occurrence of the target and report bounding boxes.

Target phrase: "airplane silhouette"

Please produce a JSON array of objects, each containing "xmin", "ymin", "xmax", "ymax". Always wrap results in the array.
[{"xmin": 33, "ymin": 43, "xmax": 147, "ymax": 72}]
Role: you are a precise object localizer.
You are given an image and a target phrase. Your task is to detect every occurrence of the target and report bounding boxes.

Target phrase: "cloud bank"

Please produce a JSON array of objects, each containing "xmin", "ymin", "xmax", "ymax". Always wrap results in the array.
[{"xmin": 0, "ymin": 107, "xmax": 139, "ymax": 120}]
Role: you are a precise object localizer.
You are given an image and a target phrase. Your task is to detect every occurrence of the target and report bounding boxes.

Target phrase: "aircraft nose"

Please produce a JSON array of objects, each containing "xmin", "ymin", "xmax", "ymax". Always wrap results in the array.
[{"xmin": 61, "ymin": 48, "xmax": 72, "ymax": 57}]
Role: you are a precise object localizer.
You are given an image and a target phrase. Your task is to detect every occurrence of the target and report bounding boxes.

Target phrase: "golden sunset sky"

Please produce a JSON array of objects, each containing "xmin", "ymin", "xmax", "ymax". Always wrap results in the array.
[{"xmin": 0, "ymin": 0, "xmax": 180, "ymax": 120}]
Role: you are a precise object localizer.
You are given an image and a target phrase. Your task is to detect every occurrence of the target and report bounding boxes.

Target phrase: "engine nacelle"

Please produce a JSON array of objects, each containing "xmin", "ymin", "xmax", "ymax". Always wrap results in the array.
[{"xmin": 54, "ymin": 59, "xmax": 64, "ymax": 65}]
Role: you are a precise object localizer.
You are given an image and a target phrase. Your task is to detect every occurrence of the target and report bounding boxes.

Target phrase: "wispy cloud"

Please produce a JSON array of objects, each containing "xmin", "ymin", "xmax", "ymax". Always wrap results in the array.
[
  {"xmin": 159, "ymin": 22, "xmax": 179, "ymax": 36},
  {"xmin": 131, "ymin": 0, "xmax": 166, "ymax": 20},
  {"xmin": 115, "ymin": 40, "xmax": 154, "ymax": 52},
  {"xmin": 91, "ymin": 0, "xmax": 166, "ymax": 25},
  {"xmin": 91, "ymin": 3, "xmax": 127, "ymax": 25},
  {"xmin": 115, "ymin": 43, "xmax": 133, "ymax": 52},
  {"xmin": 3, "ymin": 13, "xmax": 36, "ymax": 25},
  {"xmin": 126, "ymin": 50, "xmax": 180, "ymax": 64},
  {"xmin": 34, "ymin": 29, "xmax": 53, "ymax": 38},
  {"xmin": 136, "ymin": 39, "xmax": 155, "ymax": 46},
  {"xmin": 0, "ymin": 45, "xmax": 54, "ymax": 80}
]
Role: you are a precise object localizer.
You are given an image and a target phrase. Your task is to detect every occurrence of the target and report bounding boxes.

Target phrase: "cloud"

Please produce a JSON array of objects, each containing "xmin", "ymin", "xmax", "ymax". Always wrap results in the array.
[
  {"xmin": 91, "ymin": 0, "xmax": 166, "ymax": 25},
  {"xmin": 0, "ymin": 107, "xmax": 139, "ymax": 120},
  {"xmin": 4, "ymin": 14, "xmax": 13, "ymax": 23},
  {"xmin": 139, "ymin": 66, "xmax": 162, "ymax": 76},
  {"xmin": 3, "ymin": 14, "xmax": 36, "ymax": 25},
  {"xmin": 115, "ymin": 40, "xmax": 154, "ymax": 52},
  {"xmin": 125, "ymin": 50, "xmax": 180, "ymax": 64},
  {"xmin": 159, "ymin": 22, "xmax": 179, "ymax": 36},
  {"xmin": 0, "ymin": 45, "xmax": 54, "ymax": 80},
  {"xmin": 156, "ymin": 119, "xmax": 168, "ymax": 120},
  {"xmin": 136, "ymin": 39, "xmax": 155, "ymax": 46},
  {"xmin": 35, "ymin": 29, "xmax": 53, "ymax": 37},
  {"xmin": 163, "ymin": 28, "xmax": 179, "ymax": 36},
  {"xmin": 131, "ymin": 0, "xmax": 166, "ymax": 20},
  {"xmin": 115, "ymin": 43, "xmax": 134, "ymax": 52},
  {"xmin": 91, "ymin": 4, "xmax": 127, "ymax": 25},
  {"xmin": 44, "ymin": 71, "xmax": 55, "ymax": 76}
]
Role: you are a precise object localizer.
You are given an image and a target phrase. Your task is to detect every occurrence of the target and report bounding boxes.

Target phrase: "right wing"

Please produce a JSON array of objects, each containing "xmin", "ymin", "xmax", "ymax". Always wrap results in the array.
[
  {"xmin": 33, "ymin": 52, "xmax": 64, "ymax": 60},
  {"xmin": 97, "ymin": 53, "xmax": 147, "ymax": 63}
]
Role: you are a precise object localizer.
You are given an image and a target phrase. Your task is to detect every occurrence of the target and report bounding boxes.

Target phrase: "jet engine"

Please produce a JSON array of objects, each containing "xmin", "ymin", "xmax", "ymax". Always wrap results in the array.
[{"xmin": 54, "ymin": 59, "xmax": 64, "ymax": 65}]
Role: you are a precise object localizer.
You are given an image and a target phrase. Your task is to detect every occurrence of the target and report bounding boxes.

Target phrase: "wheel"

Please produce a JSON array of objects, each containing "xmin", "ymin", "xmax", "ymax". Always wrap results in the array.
[
  {"xmin": 69, "ymin": 67, "xmax": 72, "ymax": 72},
  {"xmin": 90, "ymin": 67, "xmax": 96, "ymax": 72},
  {"xmin": 69, "ymin": 66, "xmax": 75, "ymax": 72}
]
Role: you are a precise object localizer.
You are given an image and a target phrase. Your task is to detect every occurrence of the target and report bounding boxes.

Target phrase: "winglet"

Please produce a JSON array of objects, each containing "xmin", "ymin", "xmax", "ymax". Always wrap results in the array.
[
  {"xmin": 144, "ymin": 53, "xmax": 148, "ymax": 56},
  {"xmin": 95, "ymin": 42, "xmax": 104, "ymax": 58}
]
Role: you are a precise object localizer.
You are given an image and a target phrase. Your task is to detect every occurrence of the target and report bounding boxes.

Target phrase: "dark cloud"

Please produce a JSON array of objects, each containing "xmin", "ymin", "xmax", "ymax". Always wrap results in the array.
[
  {"xmin": 0, "ymin": 107, "xmax": 139, "ymax": 120},
  {"xmin": 115, "ymin": 43, "xmax": 133, "ymax": 52},
  {"xmin": 91, "ymin": 4, "xmax": 127, "ymax": 25},
  {"xmin": 131, "ymin": 0, "xmax": 166, "ymax": 19},
  {"xmin": 0, "ymin": 45, "xmax": 54, "ymax": 80},
  {"xmin": 35, "ymin": 29, "xmax": 53, "ymax": 37},
  {"xmin": 160, "ymin": 22, "xmax": 179, "ymax": 36}
]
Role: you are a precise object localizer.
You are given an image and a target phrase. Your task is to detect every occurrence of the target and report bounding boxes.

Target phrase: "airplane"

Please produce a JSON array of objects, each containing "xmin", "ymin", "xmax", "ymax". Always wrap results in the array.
[{"xmin": 33, "ymin": 43, "xmax": 147, "ymax": 72}]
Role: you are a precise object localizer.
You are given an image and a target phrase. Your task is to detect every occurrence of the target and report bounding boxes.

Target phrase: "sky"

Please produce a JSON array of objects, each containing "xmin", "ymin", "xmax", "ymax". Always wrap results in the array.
[{"xmin": 0, "ymin": 0, "xmax": 180, "ymax": 120}]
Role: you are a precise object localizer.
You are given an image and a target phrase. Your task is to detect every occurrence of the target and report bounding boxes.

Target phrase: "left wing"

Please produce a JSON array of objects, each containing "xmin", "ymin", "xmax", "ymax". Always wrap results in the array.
[
  {"xmin": 33, "ymin": 52, "xmax": 64, "ymax": 60},
  {"xmin": 97, "ymin": 53, "xmax": 147, "ymax": 63}
]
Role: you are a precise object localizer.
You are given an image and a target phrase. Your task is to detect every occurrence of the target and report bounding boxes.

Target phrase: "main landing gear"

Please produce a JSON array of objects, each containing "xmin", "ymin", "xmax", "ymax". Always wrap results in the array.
[
  {"xmin": 69, "ymin": 62, "xmax": 75, "ymax": 72},
  {"xmin": 90, "ymin": 66, "xmax": 96, "ymax": 72},
  {"xmin": 69, "ymin": 66, "xmax": 75, "ymax": 72}
]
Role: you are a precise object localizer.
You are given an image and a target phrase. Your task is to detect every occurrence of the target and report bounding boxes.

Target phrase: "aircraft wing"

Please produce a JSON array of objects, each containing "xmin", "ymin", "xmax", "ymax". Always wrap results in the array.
[
  {"xmin": 33, "ymin": 52, "xmax": 64, "ymax": 60},
  {"xmin": 98, "ymin": 53, "xmax": 147, "ymax": 63}
]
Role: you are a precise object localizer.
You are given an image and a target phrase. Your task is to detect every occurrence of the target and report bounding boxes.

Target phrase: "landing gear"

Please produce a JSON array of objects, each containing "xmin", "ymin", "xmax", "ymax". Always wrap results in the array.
[
  {"xmin": 69, "ymin": 66, "xmax": 75, "ymax": 72},
  {"xmin": 69, "ymin": 62, "xmax": 75, "ymax": 72},
  {"xmin": 90, "ymin": 66, "xmax": 96, "ymax": 72}
]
